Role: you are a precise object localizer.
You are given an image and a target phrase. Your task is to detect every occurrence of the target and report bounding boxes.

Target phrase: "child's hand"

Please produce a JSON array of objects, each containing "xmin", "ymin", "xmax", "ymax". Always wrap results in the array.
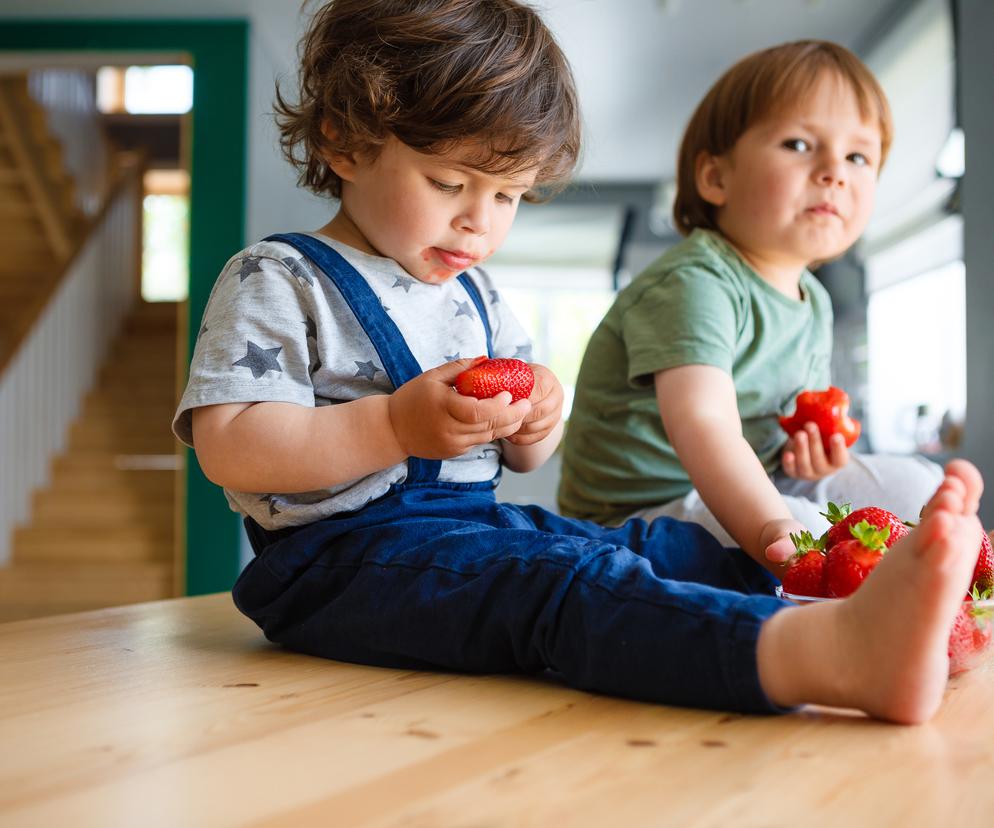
[
  {"xmin": 387, "ymin": 359, "xmax": 531, "ymax": 459},
  {"xmin": 760, "ymin": 517, "xmax": 810, "ymax": 565},
  {"xmin": 781, "ymin": 422, "xmax": 849, "ymax": 480},
  {"xmin": 503, "ymin": 363, "xmax": 563, "ymax": 446}
]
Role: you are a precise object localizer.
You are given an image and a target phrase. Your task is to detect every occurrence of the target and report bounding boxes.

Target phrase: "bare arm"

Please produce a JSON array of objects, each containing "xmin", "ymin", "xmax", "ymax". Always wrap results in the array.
[
  {"xmin": 654, "ymin": 364, "xmax": 803, "ymax": 572},
  {"xmin": 192, "ymin": 358, "xmax": 531, "ymax": 492}
]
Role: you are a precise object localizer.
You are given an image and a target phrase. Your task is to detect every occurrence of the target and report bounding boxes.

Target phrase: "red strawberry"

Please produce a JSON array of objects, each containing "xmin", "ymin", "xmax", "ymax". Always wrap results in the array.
[
  {"xmin": 971, "ymin": 531, "xmax": 994, "ymax": 594},
  {"xmin": 779, "ymin": 386, "xmax": 861, "ymax": 453},
  {"xmin": 454, "ymin": 358, "xmax": 534, "ymax": 402},
  {"xmin": 820, "ymin": 502, "xmax": 910, "ymax": 551},
  {"xmin": 781, "ymin": 531, "xmax": 827, "ymax": 598},
  {"xmin": 948, "ymin": 606, "xmax": 978, "ymax": 675},
  {"xmin": 824, "ymin": 521, "xmax": 890, "ymax": 597},
  {"xmin": 948, "ymin": 596, "xmax": 993, "ymax": 675}
]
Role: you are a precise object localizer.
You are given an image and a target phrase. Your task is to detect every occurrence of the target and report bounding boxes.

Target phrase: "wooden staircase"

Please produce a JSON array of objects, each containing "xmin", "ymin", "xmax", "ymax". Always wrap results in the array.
[
  {"xmin": 0, "ymin": 74, "xmax": 85, "ymax": 370},
  {"xmin": 0, "ymin": 301, "xmax": 181, "ymax": 622}
]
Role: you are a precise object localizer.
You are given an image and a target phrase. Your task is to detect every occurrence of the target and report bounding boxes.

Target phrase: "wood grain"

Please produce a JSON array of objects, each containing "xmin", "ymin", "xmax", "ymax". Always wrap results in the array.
[{"xmin": 1, "ymin": 593, "xmax": 991, "ymax": 827}]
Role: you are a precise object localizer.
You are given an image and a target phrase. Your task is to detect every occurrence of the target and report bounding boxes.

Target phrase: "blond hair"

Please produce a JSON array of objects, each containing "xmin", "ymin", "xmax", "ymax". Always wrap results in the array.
[{"xmin": 673, "ymin": 40, "xmax": 893, "ymax": 236}]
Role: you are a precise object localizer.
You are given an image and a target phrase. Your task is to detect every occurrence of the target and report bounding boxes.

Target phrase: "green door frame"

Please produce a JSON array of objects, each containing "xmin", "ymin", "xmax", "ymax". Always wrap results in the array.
[{"xmin": 0, "ymin": 20, "xmax": 247, "ymax": 596}]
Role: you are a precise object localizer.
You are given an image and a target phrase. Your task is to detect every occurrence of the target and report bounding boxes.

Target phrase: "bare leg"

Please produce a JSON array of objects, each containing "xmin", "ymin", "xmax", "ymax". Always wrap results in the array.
[{"xmin": 757, "ymin": 459, "xmax": 985, "ymax": 724}]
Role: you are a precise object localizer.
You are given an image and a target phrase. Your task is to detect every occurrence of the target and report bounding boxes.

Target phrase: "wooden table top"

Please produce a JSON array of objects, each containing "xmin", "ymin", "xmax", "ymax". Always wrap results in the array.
[{"xmin": 2, "ymin": 593, "xmax": 993, "ymax": 827}]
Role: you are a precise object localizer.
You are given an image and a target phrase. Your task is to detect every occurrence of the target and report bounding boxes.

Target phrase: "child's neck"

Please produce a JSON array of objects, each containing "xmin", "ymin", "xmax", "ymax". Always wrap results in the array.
[
  {"xmin": 719, "ymin": 234, "xmax": 805, "ymax": 301},
  {"xmin": 316, "ymin": 207, "xmax": 380, "ymax": 258}
]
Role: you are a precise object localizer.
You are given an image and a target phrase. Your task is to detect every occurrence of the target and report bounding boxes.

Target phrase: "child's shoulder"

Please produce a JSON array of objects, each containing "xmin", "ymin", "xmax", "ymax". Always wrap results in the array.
[
  {"xmin": 218, "ymin": 237, "xmax": 316, "ymax": 282},
  {"xmin": 622, "ymin": 229, "xmax": 743, "ymax": 300}
]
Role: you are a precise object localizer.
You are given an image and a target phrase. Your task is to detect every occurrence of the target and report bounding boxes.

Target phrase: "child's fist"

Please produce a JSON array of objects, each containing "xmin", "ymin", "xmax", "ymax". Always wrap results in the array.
[
  {"xmin": 503, "ymin": 363, "xmax": 563, "ymax": 446},
  {"xmin": 387, "ymin": 359, "xmax": 530, "ymax": 460}
]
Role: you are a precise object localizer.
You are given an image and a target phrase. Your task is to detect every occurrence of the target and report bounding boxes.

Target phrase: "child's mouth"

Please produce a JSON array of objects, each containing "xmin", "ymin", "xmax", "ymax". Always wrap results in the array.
[{"xmin": 433, "ymin": 248, "xmax": 476, "ymax": 269}]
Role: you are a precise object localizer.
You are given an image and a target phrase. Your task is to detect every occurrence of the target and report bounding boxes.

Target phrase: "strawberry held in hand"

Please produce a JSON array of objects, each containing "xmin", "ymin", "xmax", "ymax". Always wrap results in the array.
[
  {"xmin": 820, "ymin": 502, "xmax": 910, "ymax": 551},
  {"xmin": 454, "ymin": 357, "xmax": 534, "ymax": 402},
  {"xmin": 824, "ymin": 520, "xmax": 890, "ymax": 598},
  {"xmin": 779, "ymin": 386, "xmax": 861, "ymax": 453},
  {"xmin": 781, "ymin": 531, "xmax": 827, "ymax": 598}
]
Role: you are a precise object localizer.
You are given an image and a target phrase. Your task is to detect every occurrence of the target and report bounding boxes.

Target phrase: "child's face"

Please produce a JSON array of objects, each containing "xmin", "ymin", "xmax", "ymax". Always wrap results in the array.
[
  {"xmin": 333, "ymin": 137, "xmax": 537, "ymax": 284},
  {"xmin": 702, "ymin": 72, "xmax": 883, "ymax": 273}
]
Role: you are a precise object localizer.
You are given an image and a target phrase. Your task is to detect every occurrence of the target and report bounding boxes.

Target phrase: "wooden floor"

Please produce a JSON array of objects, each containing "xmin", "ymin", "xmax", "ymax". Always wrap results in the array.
[{"xmin": 2, "ymin": 594, "xmax": 993, "ymax": 827}]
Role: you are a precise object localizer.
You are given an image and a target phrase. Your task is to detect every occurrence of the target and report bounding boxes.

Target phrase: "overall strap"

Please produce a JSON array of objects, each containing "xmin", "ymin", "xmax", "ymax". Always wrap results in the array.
[
  {"xmin": 456, "ymin": 273, "xmax": 494, "ymax": 358},
  {"xmin": 264, "ymin": 232, "xmax": 441, "ymax": 483}
]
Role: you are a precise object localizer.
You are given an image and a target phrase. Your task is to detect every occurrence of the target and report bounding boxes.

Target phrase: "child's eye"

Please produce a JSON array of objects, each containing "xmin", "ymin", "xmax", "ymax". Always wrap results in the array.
[
  {"xmin": 782, "ymin": 138, "xmax": 811, "ymax": 152},
  {"xmin": 496, "ymin": 192, "xmax": 515, "ymax": 204},
  {"xmin": 848, "ymin": 152, "xmax": 870, "ymax": 167},
  {"xmin": 429, "ymin": 178, "xmax": 461, "ymax": 194}
]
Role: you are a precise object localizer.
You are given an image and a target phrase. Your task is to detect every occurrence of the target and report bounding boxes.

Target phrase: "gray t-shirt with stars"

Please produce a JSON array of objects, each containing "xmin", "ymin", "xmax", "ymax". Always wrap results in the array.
[{"xmin": 172, "ymin": 234, "xmax": 533, "ymax": 530}]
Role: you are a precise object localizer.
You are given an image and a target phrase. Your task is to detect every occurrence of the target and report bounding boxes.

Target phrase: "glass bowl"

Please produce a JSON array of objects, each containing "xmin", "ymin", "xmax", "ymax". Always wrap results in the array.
[{"xmin": 775, "ymin": 586, "xmax": 994, "ymax": 675}]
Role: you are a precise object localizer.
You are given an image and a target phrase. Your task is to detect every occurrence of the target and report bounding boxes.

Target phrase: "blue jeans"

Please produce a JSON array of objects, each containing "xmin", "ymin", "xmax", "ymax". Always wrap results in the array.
[{"xmin": 234, "ymin": 481, "xmax": 791, "ymax": 714}]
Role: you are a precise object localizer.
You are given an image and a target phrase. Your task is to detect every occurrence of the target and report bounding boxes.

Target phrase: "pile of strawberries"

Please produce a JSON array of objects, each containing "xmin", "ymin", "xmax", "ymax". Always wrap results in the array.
[{"xmin": 781, "ymin": 502, "xmax": 994, "ymax": 674}]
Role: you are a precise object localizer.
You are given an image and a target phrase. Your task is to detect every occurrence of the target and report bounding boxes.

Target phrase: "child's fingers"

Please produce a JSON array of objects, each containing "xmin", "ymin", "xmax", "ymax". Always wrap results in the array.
[
  {"xmin": 782, "ymin": 449, "xmax": 797, "ymax": 478},
  {"xmin": 791, "ymin": 429, "xmax": 815, "ymax": 478},
  {"xmin": 804, "ymin": 422, "xmax": 830, "ymax": 473},
  {"xmin": 827, "ymin": 434, "xmax": 848, "ymax": 467},
  {"xmin": 764, "ymin": 534, "xmax": 796, "ymax": 563}
]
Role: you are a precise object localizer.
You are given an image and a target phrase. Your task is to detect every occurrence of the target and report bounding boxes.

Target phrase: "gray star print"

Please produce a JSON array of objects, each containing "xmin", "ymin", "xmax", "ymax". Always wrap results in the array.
[
  {"xmin": 445, "ymin": 352, "xmax": 461, "ymax": 362},
  {"xmin": 354, "ymin": 359, "xmax": 382, "ymax": 381},
  {"xmin": 489, "ymin": 290, "xmax": 500, "ymax": 304},
  {"xmin": 281, "ymin": 257, "xmax": 314, "ymax": 286},
  {"xmin": 303, "ymin": 316, "xmax": 317, "ymax": 340},
  {"xmin": 453, "ymin": 300, "xmax": 475, "ymax": 320},
  {"xmin": 392, "ymin": 275, "xmax": 416, "ymax": 293},
  {"xmin": 235, "ymin": 256, "xmax": 263, "ymax": 282},
  {"xmin": 513, "ymin": 344, "xmax": 533, "ymax": 361},
  {"xmin": 259, "ymin": 495, "xmax": 281, "ymax": 517},
  {"xmin": 233, "ymin": 341, "xmax": 283, "ymax": 379}
]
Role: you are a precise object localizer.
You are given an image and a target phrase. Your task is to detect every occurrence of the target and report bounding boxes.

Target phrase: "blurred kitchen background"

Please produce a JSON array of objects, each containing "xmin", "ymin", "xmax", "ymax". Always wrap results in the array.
[{"xmin": 0, "ymin": 0, "xmax": 991, "ymax": 618}]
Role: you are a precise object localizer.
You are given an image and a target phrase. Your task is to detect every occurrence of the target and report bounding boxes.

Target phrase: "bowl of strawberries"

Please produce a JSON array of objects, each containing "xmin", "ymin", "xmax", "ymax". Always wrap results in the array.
[{"xmin": 776, "ymin": 502, "xmax": 994, "ymax": 676}]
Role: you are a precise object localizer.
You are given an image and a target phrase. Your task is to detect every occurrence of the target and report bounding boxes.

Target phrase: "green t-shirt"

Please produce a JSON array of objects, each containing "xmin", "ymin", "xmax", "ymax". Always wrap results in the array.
[{"xmin": 557, "ymin": 228, "xmax": 833, "ymax": 524}]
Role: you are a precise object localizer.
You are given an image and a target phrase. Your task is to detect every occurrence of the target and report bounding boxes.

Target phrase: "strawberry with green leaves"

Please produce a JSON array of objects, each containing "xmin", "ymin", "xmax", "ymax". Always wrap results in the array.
[
  {"xmin": 948, "ymin": 588, "xmax": 994, "ymax": 675},
  {"xmin": 820, "ymin": 502, "xmax": 910, "ymax": 551},
  {"xmin": 824, "ymin": 520, "xmax": 891, "ymax": 598},
  {"xmin": 971, "ymin": 530, "xmax": 993, "ymax": 594},
  {"xmin": 454, "ymin": 357, "xmax": 534, "ymax": 402},
  {"xmin": 780, "ymin": 531, "xmax": 827, "ymax": 598}
]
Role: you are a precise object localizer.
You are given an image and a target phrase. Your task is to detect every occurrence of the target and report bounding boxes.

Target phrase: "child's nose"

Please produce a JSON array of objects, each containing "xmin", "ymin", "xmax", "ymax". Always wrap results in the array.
[
  {"xmin": 455, "ymin": 201, "xmax": 491, "ymax": 235},
  {"xmin": 815, "ymin": 160, "xmax": 847, "ymax": 188}
]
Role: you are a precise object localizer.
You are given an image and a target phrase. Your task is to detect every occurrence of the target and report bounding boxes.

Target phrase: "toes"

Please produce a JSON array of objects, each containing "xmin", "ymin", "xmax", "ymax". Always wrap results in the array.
[
  {"xmin": 921, "ymin": 487, "xmax": 964, "ymax": 521},
  {"xmin": 944, "ymin": 459, "xmax": 983, "ymax": 513}
]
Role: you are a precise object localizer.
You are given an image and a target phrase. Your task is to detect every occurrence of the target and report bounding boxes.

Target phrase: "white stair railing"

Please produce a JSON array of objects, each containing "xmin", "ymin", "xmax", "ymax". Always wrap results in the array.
[
  {"xmin": 27, "ymin": 68, "xmax": 109, "ymax": 218},
  {"xmin": 0, "ymin": 168, "xmax": 139, "ymax": 565}
]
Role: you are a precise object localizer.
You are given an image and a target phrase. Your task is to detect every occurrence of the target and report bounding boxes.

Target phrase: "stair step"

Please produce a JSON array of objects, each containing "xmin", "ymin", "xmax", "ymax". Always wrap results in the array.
[
  {"xmin": 30, "ymin": 491, "xmax": 174, "ymax": 528},
  {"xmin": 0, "ymin": 562, "xmax": 174, "ymax": 622},
  {"xmin": 50, "ymin": 466, "xmax": 178, "ymax": 494},
  {"xmin": 13, "ymin": 525, "xmax": 172, "ymax": 562}
]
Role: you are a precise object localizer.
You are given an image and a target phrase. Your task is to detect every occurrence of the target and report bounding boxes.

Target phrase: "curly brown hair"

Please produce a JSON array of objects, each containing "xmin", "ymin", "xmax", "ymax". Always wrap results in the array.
[
  {"xmin": 275, "ymin": 0, "xmax": 582, "ymax": 202},
  {"xmin": 673, "ymin": 40, "xmax": 893, "ymax": 236}
]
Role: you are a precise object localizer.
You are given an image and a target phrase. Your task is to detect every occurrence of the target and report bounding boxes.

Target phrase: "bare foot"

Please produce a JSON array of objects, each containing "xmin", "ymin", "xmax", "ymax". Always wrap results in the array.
[{"xmin": 758, "ymin": 459, "xmax": 985, "ymax": 723}]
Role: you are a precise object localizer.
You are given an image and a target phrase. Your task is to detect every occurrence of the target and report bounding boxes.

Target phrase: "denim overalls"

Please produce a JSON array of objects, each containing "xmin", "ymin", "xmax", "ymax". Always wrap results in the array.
[{"xmin": 231, "ymin": 233, "xmax": 790, "ymax": 714}]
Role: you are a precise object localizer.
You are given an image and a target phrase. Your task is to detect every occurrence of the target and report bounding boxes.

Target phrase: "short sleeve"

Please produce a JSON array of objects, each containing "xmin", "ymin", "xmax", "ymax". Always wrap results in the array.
[
  {"xmin": 621, "ymin": 265, "xmax": 740, "ymax": 387},
  {"xmin": 172, "ymin": 252, "xmax": 320, "ymax": 446}
]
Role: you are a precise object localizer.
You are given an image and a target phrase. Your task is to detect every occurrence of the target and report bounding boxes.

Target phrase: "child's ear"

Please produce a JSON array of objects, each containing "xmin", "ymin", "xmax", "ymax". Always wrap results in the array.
[
  {"xmin": 695, "ymin": 151, "xmax": 728, "ymax": 208},
  {"xmin": 321, "ymin": 119, "xmax": 358, "ymax": 182}
]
